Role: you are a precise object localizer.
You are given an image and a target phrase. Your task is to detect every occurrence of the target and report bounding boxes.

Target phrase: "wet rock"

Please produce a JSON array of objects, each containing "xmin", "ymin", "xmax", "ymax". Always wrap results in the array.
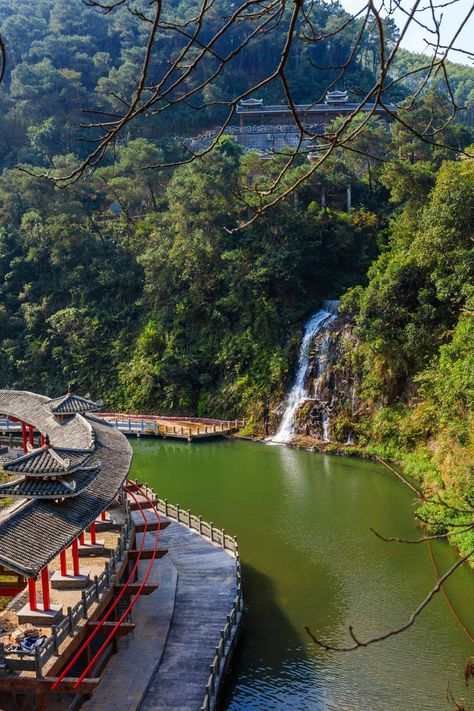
[{"xmin": 282, "ymin": 314, "xmax": 358, "ymax": 444}]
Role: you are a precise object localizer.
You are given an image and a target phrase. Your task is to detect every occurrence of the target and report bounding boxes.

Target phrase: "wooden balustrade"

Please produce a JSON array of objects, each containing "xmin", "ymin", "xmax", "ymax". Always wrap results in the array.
[
  {"xmin": 1, "ymin": 481, "xmax": 243, "ymax": 706},
  {"xmin": 90, "ymin": 414, "xmax": 246, "ymax": 441}
]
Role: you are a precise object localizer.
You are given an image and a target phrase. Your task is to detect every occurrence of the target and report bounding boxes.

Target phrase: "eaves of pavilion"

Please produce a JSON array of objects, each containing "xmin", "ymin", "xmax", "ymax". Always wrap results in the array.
[{"xmin": 0, "ymin": 390, "xmax": 132, "ymax": 591}]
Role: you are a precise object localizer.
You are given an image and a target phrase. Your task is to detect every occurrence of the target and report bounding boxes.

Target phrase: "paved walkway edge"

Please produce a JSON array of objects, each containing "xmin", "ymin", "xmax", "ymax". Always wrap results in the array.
[
  {"xmin": 83, "ymin": 543, "xmax": 178, "ymax": 711},
  {"xmin": 80, "ymin": 487, "xmax": 243, "ymax": 711}
]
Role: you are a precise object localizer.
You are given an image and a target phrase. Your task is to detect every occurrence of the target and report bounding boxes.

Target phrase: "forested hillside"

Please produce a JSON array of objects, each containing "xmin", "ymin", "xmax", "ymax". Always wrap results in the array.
[
  {"xmin": 0, "ymin": 0, "xmax": 473, "ymax": 169},
  {"xmin": 0, "ymin": 0, "xmax": 472, "ymax": 524},
  {"xmin": 338, "ymin": 155, "xmax": 474, "ymax": 551}
]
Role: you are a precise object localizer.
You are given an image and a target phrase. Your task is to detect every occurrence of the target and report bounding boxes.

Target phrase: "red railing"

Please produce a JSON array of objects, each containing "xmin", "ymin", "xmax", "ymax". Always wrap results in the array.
[{"xmin": 51, "ymin": 481, "xmax": 161, "ymax": 690}]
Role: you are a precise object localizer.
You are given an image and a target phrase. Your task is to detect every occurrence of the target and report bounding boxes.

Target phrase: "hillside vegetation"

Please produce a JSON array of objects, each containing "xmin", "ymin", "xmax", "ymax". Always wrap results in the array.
[
  {"xmin": 0, "ymin": 0, "xmax": 472, "ymax": 538},
  {"xmin": 339, "ymin": 157, "xmax": 473, "ymax": 553}
]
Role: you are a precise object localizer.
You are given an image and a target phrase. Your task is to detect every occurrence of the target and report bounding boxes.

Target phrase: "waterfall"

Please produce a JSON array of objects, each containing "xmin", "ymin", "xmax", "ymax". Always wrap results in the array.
[
  {"xmin": 322, "ymin": 412, "xmax": 330, "ymax": 442},
  {"xmin": 351, "ymin": 382, "xmax": 357, "ymax": 415},
  {"xmin": 313, "ymin": 330, "xmax": 332, "ymax": 399},
  {"xmin": 269, "ymin": 301, "xmax": 338, "ymax": 444}
]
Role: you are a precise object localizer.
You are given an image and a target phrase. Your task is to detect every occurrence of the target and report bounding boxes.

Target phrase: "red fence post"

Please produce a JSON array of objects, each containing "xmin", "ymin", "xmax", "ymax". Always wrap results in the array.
[
  {"xmin": 72, "ymin": 539, "xmax": 80, "ymax": 576},
  {"xmin": 41, "ymin": 566, "xmax": 50, "ymax": 611},
  {"xmin": 60, "ymin": 550, "xmax": 67, "ymax": 577},
  {"xmin": 21, "ymin": 421, "xmax": 27, "ymax": 453}
]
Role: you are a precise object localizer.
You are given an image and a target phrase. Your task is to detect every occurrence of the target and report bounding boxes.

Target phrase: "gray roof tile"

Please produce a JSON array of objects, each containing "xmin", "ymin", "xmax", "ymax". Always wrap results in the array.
[
  {"xmin": 48, "ymin": 393, "xmax": 102, "ymax": 415},
  {"xmin": 0, "ymin": 465, "xmax": 101, "ymax": 499},
  {"xmin": 0, "ymin": 391, "xmax": 132, "ymax": 577},
  {"xmin": 3, "ymin": 446, "xmax": 92, "ymax": 476}
]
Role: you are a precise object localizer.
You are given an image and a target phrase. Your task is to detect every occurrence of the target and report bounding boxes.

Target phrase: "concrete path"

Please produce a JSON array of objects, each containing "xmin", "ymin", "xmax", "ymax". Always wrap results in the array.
[
  {"xmin": 83, "ymin": 542, "xmax": 177, "ymax": 711},
  {"xmin": 84, "ymin": 512, "xmax": 237, "ymax": 711},
  {"xmin": 140, "ymin": 518, "xmax": 237, "ymax": 711}
]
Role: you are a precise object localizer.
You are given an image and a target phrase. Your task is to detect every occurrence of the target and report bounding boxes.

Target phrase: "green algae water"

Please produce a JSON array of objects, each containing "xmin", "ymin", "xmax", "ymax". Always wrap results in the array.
[{"xmin": 130, "ymin": 438, "xmax": 474, "ymax": 710}]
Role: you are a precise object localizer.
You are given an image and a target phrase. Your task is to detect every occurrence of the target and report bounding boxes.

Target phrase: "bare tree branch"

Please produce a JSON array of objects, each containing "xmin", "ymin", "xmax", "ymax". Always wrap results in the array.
[
  {"xmin": 305, "ymin": 549, "xmax": 474, "ymax": 652},
  {"xmin": 370, "ymin": 525, "xmax": 474, "ymax": 544},
  {"xmin": 4, "ymin": 0, "xmax": 471, "ymax": 218}
]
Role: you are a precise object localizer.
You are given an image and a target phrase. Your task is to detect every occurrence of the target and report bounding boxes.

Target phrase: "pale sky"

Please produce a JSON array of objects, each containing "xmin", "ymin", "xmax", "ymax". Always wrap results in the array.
[{"xmin": 340, "ymin": 0, "xmax": 474, "ymax": 66}]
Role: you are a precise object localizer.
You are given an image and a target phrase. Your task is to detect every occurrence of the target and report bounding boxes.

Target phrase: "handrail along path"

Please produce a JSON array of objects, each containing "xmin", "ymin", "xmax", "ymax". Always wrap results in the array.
[{"xmin": 51, "ymin": 481, "xmax": 161, "ymax": 691}]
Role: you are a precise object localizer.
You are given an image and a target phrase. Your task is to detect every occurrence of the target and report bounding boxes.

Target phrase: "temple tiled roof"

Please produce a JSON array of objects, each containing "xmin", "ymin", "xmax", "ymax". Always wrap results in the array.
[
  {"xmin": 0, "ymin": 391, "xmax": 132, "ymax": 577},
  {"xmin": 48, "ymin": 392, "xmax": 102, "ymax": 415},
  {"xmin": 0, "ymin": 465, "xmax": 100, "ymax": 499},
  {"xmin": 3, "ymin": 445, "xmax": 92, "ymax": 476},
  {"xmin": 0, "ymin": 390, "xmax": 93, "ymax": 446}
]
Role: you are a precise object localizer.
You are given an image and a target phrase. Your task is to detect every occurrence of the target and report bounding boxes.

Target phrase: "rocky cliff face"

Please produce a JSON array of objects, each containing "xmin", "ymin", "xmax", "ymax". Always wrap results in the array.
[{"xmin": 281, "ymin": 315, "xmax": 358, "ymax": 444}]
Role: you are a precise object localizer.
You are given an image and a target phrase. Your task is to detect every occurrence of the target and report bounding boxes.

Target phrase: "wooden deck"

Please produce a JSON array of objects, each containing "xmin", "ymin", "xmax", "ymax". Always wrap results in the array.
[
  {"xmin": 83, "ymin": 510, "xmax": 238, "ymax": 711},
  {"xmin": 0, "ymin": 414, "xmax": 243, "ymax": 443},
  {"xmin": 94, "ymin": 414, "xmax": 243, "ymax": 441}
]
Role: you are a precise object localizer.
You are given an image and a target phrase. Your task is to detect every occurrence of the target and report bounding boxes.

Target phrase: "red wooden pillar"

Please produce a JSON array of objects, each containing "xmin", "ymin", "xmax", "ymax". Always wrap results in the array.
[
  {"xmin": 21, "ymin": 421, "xmax": 27, "ymax": 453},
  {"xmin": 40, "ymin": 566, "xmax": 50, "ymax": 611},
  {"xmin": 101, "ymin": 510, "xmax": 107, "ymax": 521},
  {"xmin": 89, "ymin": 522, "xmax": 97, "ymax": 545},
  {"xmin": 79, "ymin": 532, "xmax": 85, "ymax": 545},
  {"xmin": 27, "ymin": 578, "xmax": 37, "ymax": 611},
  {"xmin": 72, "ymin": 539, "xmax": 80, "ymax": 576},
  {"xmin": 60, "ymin": 550, "xmax": 68, "ymax": 577},
  {"xmin": 28, "ymin": 424, "xmax": 34, "ymax": 447},
  {"xmin": 40, "ymin": 434, "xmax": 45, "ymax": 446}
]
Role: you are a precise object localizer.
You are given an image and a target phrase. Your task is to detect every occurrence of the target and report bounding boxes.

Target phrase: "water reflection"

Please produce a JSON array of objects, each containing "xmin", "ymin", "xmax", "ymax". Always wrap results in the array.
[
  {"xmin": 224, "ymin": 564, "xmax": 330, "ymax": 710},
  {"xmin": 274, "ymin": 445, "xmax": 311, "ymax": 497}
]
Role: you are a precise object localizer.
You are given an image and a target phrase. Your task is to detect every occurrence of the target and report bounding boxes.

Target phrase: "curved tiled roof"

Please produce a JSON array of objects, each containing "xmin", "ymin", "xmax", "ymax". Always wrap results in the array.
[
  {"xmin": 0, "ymin": 390, "xmax": 94, "ymax": 447},
  {"xmin": 0, "ymin": 390, "xmax": 133, "ymax": 576},
  {"xmin": 0, "ymin": 465, "xmax": 100, "ymax": 499},
  {"xmin": 3, "ymin": 445, "xmax": 92, "ymax": 476},
  {"xmin": 48, "ymin": 392, "xmax": 102, "ymax": 415}
]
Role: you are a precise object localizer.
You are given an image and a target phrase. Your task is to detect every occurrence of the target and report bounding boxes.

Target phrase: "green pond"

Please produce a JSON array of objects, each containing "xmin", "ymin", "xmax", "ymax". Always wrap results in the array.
[{"xmin": 130, "ymin": 438, "xmax": 474, "ymax": 710}]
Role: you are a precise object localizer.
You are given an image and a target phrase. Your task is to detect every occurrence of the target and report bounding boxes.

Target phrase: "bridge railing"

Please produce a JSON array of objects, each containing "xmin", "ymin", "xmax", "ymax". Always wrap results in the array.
[
  {"xmin": 95, "ymin": 414, "xmax": 245, "ymax": 439},
  {"xmin": 97, "ymin": 413, "xmax": 244, "ymax": 425},
  {"xmin": 190, "ymin": 122, "xmax": 321, "ymax": 141},
  {"xmin": 0, "ymin": 418, "xmax": 21, "ymax": 431},
  {"xmin": 135, "ymin": 482, "xmax": 243, "ymax": 711}
]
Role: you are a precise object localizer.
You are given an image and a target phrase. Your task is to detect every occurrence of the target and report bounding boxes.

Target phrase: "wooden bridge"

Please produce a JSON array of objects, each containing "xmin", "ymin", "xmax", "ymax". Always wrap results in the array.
[
  {"xmin": 0, "ymin": 413, "xmax": 243, "ymax": 443},
  {"xmin": 95, "ymin": 414, "xmax": 243, "ymax": 441}
]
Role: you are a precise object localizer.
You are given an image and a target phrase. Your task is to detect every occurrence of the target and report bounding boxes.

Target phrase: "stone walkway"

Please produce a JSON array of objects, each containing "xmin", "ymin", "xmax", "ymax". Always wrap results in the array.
[{"xmin": 84, "ymin": 512, "xmax": 237, "ymax": 711}]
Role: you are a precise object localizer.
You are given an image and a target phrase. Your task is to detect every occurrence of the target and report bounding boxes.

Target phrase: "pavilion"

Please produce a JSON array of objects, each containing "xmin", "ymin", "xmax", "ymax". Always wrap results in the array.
[
  {"xmin": 0, "ymin": 388, "xmax": 132, "ymax": 624},
  {"xmin": 0, "ymin": 388, "xmax": 240, "ymax": 711}
]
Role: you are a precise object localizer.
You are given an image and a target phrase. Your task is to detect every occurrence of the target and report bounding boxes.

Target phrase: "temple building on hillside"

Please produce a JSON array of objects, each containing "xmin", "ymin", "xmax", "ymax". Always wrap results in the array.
[
  {"xmin": 235, "ymin": 90, "xmax": 397, "ymax": 127},
  {"xmin": 186, "ymin": 89, "xmax": 397, "ymax": 156}
]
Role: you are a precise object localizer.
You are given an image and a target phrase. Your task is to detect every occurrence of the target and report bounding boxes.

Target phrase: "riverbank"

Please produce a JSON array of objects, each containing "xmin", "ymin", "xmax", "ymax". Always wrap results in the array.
[{"xmin": 231, "ymin": 430, "xmax": 401, "ymax": 463}]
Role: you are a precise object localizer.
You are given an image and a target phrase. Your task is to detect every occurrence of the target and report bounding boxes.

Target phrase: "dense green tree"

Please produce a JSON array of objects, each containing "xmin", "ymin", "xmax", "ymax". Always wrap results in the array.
[{"xmin": 0, "ymin": 0, "xmax": 471, "ymax": 526}]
